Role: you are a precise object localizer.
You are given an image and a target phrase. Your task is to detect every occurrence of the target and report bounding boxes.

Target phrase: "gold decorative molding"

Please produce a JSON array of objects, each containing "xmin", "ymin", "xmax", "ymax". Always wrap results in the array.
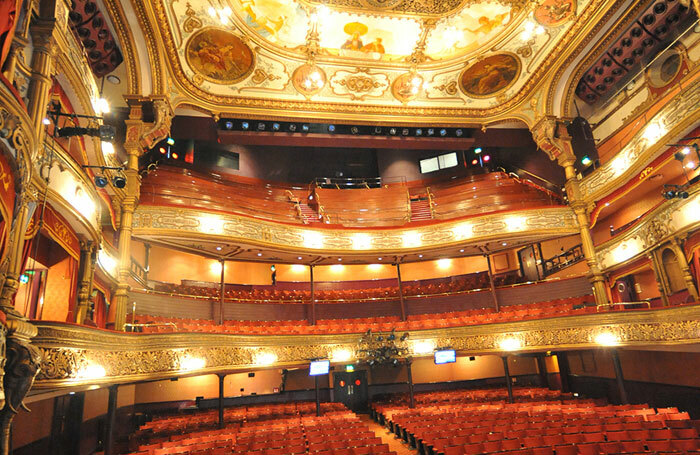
[
  {"xmin": 596, "ymin": 187, "xmax": 700, "ymax": 271},
  {"xmin": 31, "ymin": 305, "xmax": 700, "ymax": 388},
  {"xmin": 131, "ymin": 205, "xmax": 579, "ymax": 254},
  {"xmin": 578, "ymin": 77, "xmax": 700, "ymax": 203}
]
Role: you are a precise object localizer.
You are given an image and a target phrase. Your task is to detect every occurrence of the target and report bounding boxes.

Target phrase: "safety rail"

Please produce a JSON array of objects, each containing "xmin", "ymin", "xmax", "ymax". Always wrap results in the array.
[
  {"xmin": 124, "ymin": 322, "xmax": 178, "ymax": 332},
  {"xmin": 313, "ymin": 176, "xmax": 383, "ymax": 189},
  {"xmin": 426, "ymin": 187, "xmax": 437, "ymax": 218},
  {"xmin": 543, "ymin": 244, "xmax": 584, "ymax": 277},
  {"xmin": 596, "ymin": 301, "xmax": 652, "ymax": 311},
  {"xmin": 130, "ymin": 258, "xmax": 149, "ymax": 287}
]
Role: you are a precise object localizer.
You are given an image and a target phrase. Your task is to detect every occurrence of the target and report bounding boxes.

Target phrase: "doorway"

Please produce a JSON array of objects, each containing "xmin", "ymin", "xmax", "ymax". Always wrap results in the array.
[{"xmin": 333, "ymin": 370, "xmax": 368, "ymax": 413}]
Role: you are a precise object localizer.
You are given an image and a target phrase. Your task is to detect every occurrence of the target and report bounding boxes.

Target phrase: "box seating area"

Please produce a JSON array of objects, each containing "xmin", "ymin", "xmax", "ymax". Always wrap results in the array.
[
  {"xmin": 152, "ymin": 273, "xmax": 491, "ymax": 304},
  {"xmin": 429, "ymin": 172, "xmax": 561, "ymax": 220},
  {"xmin": 133, "ymin": 295, "xmax": 593, "ymax": 334},
  {"xmin": 140, "ymin": 166, "xmax": 560, "ymax": 227},
  {"xmin": 371, "ymin": 387, "xmax": 700, "ymax": 455},
  {"xmin": 127, "ymin": 402, "xmax": 397, "ymax": 455}
]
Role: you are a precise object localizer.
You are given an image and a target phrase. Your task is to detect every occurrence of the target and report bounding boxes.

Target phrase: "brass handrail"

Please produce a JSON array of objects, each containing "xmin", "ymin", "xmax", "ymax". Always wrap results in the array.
[
  {"xmin": 596, "ymin": 301, "xmax": 652, "ymax": 311},
  {"xmin": 124, "ymin": 322, "xmax": 178, "ymax": 332}
]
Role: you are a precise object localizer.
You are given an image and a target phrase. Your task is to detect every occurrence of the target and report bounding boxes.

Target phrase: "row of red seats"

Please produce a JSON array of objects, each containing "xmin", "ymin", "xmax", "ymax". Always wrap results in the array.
[
  {"xmin": 134, "ymin": 296, "xmax": 594, "ymax": 335},
  {"xmin": 372, "ymin": 387, "xmax": 700, "ymax": 455},
  {"xmin": 129, "ymin": 403, "xmax": 396, "ymax": 455},
  {"xmin": 152, "ymin": 273, "xmax": 491, "ymax": 303}
]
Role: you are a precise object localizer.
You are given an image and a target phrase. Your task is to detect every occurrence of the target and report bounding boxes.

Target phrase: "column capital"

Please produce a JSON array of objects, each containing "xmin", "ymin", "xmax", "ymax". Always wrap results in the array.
[
  {"xmin": 123, "ymin": 96, "xmax": 174, "ymax": 153},
  {"xmin": 530, "ymin": 116, "xmax": 577, "ymax": 168}
]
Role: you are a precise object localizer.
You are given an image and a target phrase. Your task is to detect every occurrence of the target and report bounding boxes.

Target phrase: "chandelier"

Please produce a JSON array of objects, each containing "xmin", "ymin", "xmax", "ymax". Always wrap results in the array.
[{"xmin": 358, "ymin": 329, "xmax": 409, "ymax": 367}]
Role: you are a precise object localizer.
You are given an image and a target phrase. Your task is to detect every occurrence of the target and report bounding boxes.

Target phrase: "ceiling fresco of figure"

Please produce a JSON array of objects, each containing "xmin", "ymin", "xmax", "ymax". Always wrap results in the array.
[{"xmin": 151, "ymin": 0, "xmax": 609, "ymax": 121}]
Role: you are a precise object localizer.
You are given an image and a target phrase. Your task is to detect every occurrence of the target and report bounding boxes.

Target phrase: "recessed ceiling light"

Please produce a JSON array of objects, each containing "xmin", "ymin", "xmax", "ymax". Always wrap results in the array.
[
  {"xmin": 418, "ymin": 254, "xmax": 423, "ymax": 258},
  {"xmin": 459, "ymin": 249, "xmax": 464, "ymax": 253},
  {"xmin": 338, "ymin": 258, "xmax": 342, "ymax": 261},
  {"xmin": 257, "ymin": 253, "xmax": 262, "ymax": 256},
  {"xmin": 106, "ymin": 74, "xmax": 121, "ymax": 85},
  {"xmin": 502, "ymin": 242, "xmax": 508, "ymax": 246},
  {"xmin": 216, "ymin": 246, "xmax": 222, "ymax": 251},
  {"xmin": 378, "ymin": 257, "xmax": 382, "ymax": 261},
  {"xmin": 297, "ymin": 256, "xmax": 302, "ymax": 260}
]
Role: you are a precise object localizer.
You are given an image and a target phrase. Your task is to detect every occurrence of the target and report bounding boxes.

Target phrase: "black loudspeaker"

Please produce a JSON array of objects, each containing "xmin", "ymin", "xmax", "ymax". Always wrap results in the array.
[
  {"xmin": 567, "ymin": 117, "xmax": 599, "ymax": 173},
  {"xmin": 248, "ymin": 372, "xmax": 255, "ymax": 378}
]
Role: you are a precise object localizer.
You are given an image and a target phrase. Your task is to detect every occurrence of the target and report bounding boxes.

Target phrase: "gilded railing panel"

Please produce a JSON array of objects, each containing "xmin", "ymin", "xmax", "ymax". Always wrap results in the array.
[
  {"xmin": 595, "ymin": 187, "xmax": 700, "ymax": 271},
  {"xmin": 132, "ymin": 205, "xmax": 578, "ymax": 254},
  {"xmin": 32, "ymin": 305, "xmax": 700, "ymax": 389}
]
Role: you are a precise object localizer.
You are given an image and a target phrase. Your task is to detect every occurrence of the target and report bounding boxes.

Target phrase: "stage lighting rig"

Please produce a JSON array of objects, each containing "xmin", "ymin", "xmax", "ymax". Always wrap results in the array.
[
  {"xmin": 81, "ymin": 165, "xmax": 127, "ymax": 189},
  {"xmin": 47, "ymin": 107, "xmax": 116, "ymax": 142}
]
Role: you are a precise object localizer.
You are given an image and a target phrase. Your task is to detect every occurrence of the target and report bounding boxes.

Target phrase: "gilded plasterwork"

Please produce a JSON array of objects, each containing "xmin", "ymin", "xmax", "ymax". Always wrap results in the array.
[
  {"xmin": 31, "ymin": 305, "xmax": 700, "ymax": 388},
  {"xmin": 595, "ymin": 188, "xmax": 700, "ymax": 271},
  {"xmin": 131, "ymin": 205, "xmax": 579, "ymax": 253},
  {"xmin": 146, "ymin": 0, "xmax": 612, "ymax": 121},
  {"xmin": 578, "ymin": 77, "xmax": 700, "ymax": 202}
]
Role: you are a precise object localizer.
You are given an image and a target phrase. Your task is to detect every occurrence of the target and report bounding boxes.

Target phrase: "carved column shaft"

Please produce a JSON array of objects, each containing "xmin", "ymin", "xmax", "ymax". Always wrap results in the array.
[
  {"xmin": 26, "ymin": 18, "xmax": 55, "ymax": 138},
  {"xmin": 0, "ymin": 196, "xmax": 34, "ymax": 315},
  {"xmin": 75, "ymin": 241, "xmax": 96, "ymax": 324},
  {"xmin": 648, "ymin": 251, "xmax": 670, "ymax": 306},
  {"xmin": 531, "ymin": 117, "xmax": 608, "ymax": 306},
  {"xmin": 669, "ymin": 237, "xmax": 698, "ymax": 301}
]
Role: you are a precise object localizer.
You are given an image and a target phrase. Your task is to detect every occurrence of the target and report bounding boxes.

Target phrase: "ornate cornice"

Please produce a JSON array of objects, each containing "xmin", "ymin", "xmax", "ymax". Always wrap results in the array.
[
  {"xmin": 578, "ymin": 76, "xmax": 700, "ymax": 203},
  {"xmin": 595, "ymin": 187, "xmax": 700, "ymax": 271},
  {"xmin": 31, "ymin": 305, "xmax": 700, "ymax": 388},
  {"xmin": 131, "ymin": 204, "xmax": 579, "ymax": 255}
]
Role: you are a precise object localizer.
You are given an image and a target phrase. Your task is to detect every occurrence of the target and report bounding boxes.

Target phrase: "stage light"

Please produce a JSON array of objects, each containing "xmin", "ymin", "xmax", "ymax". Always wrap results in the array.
[
  {"xmin": 171, "ymin": 152, "xmax": 179, "ymax": 159},
  {"xmin": 57, "ymin": 124, "xmax": 116, "ymax": 141},
  {"xmin": 679, "ymin": 191, "xmax": 689, "ymax": 199},
  {"xmin": 101, "ymin": 141, "xmax": 114, "ymax": 155},
  {"xmin": 257, "ymin": 122, "xmax": 265, "ymax": 130},
  {"xmin": 113, "ymin": 176, "xmax": 126, "ymax": 188},
  {"xmin": 272, "ymin": 123, "xmax": 280, "ymax": 131},
  {"xmin": 166, "ymin": 137, "xmax": 175, "ymax": 146},
  {"xmin": 19, "ymin": 274, "xmax": 29, "ymax": 284},
  {"xmin": 225, "ymin": 121, "xmax": 234, "ymax": 130},
  {"xmin": 389, "ymin": 128, "xmax": 397, "ymax": 135},
  {"xmin": 455, "ymin": 129, "xmax": 463, "ymax": 136},
  {"xmin": 471, "ymin": 159, "xmax": 478, "ymax": 165},
  {"xmin": 241, "ymin": 121, "xmax": 249, "ymax": 130},
  {"xmin": 42, "ymin": 117, "xmax": 51, "ymax": 125},
  {"xmin": 328, "ymin": 124, "xmax": 335, "ymax": 132},
  {"xmin": 402, "ymin": 128, "xmax": 409, "ymax": 136},
  {"xmin": 289, "ymin": 124, "xmax": 297, "ymax": 131},
  {"xmin": 351, "ymin": 126, "xmax": 359, "ymax": 134},
  {"xmin": 439, "ymin": 129, "xmax": 447, "ymax": 136},
  {"xmin": 682, "ymin": 147, "xmax": 691, "ymax": 155},
  {"xmin": 302, "ymin": 124, "xmax": 309, "ymax": 132},
  {"xmin": 474, "ymin": 147, "xmax": 482, "ymax": 154},
  {"xmin": 374, "ymin": 126, "xmax": 382, "ymax": 134},
  {"xmin": 663, "ymin": 189, "xmax": 677, "ymax": 199},
  {"xmin": 427, "ymin": 128, "xmax": 434, "ymax": 136},
  {"xmin": 415, "ymin": 128, "xmax": 422, "ymax": 136},
  {"xmin": 581, "ymin": 155, "xmax": 592, "ymax": 166},
  {"xmin": 483, "ymin": 155, "xmax": 491, "ymax": 162},
  {"xmin": 94, "ymin": 97, "xmax": 110, "ymax": 114},
  {"xmin": 94, "ymin": 175, "xmax": 108, "ymax": 188},
  {"xmin": 159, "ymin": 146, "xmax": 167, "ymax": 154}
]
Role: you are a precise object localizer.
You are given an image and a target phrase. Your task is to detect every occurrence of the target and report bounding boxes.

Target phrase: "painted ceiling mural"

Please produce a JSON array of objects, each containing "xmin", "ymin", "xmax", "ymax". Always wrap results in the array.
[{"xmin": 157, "ymin": 0, "xmax": 593, "ymax": 118}]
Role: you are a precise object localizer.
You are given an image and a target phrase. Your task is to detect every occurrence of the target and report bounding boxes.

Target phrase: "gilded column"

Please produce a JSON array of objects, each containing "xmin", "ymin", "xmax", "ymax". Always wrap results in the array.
[
  {"xmin": 26, "ymin": 17, "xmax": 56, "ymax": 140},
  {"xmin": 647, "ymin": 251, "xmax": 670, "ymax": 306},
  {"xmin": 112, "ymin": 97, "xmax": 173, "ymax": 330},
  {"xmin": 531, "ymin": 116, "xmax": 609, "ymax": 306},
  {"xmin": 74, "ymin": 241, "xmax": 96, "ymax": 324},
  {"xmin": 669, "ymin": 237, "xmax": 698, "ymax": 301}
]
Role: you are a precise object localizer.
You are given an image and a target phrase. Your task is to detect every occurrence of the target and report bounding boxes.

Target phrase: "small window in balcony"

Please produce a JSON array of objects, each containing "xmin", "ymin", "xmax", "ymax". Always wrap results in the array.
[{"xmin": 420, "ymin": 152, "xmax": 458, "ymax": 173}]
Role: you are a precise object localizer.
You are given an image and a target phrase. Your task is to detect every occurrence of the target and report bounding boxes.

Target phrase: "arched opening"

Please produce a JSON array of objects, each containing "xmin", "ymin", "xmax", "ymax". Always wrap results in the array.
[{"xmin": 661, "ymin": 248, "xmax": 686, "ymax": 294}]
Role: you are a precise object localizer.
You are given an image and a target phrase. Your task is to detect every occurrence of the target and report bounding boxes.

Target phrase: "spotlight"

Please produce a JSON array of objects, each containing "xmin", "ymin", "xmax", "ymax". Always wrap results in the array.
[
  {"xmin": 241, "ymin": 121, "xmax": 249, "ymax": 130},
  {"xmin": 42, "ymin": 118, "xmax": 51, "ymax": 125},
  {"xmin": 581, "ymin": 155, "xmax": 592, "ymax": 166},
  {"xmin": 663, "ymin": 190, "xmax": 676, "ymax": 199},
  {"xmin": 159, "ymin": 146, "xmax": 167, "ymax": 155},
  {"xmin": 272, "ymin": 123, "xmax": 280, "ymax": 131},
  {"xmin": 415, "ymin": 128, "xmax": 422, "ymax": 136},
  {"xmin": 302, "ymin": 124, "xmax": 309, "ymax": 132},
  {"xmin": 682, "ymin": 147, "xmax": 691, "ymax": 155},
  {"xmin": 471, "ymin": 159, "xmax": 478, "ymax": 165},
  {"xmin": 351, "ymin": 126, "xmax": 359, "ymax": 134},
  {"xmin": 389, "ymin": 128, "xmax": 397, "ymax": 135},
  {"xmin": 113, "ymin": 175, "xmax": 126, "ymax": 188},
  {"xmin": 171, "ymin": 152, "xmax": 179, "ymax": 159},
  {"xmin": 402, "ymin": 128, "xmax": 409, "ymax": 136},
  {"xmin": 224, "ymin": 121, "xmax": 234, "ymax": 130},
  {"xmin": 166, "ymin": 137, "xmax": 175, "ymax": 146},
  {"xmin": 94, "ymin": 175, "xmax": 108, "ymax": 188},
  {"xmin": 374, "ymin": 127, "xmax": 382, "ymax": 134},
  {"xmin": 455, "ymin": 129, "xmax": 463, "ymax": 137},
  {"xmin": 427, "ymin": 128, "xmax": 434, "ymax": 136},
  {"xmin": 57, "ymin": 125, "xmax": 116, "ymax": 142},
  {"xmin": 439, "ymin": 129, "xmax": 447, "ymax": 136},
  {"xmin": 328, "ymin": 125, "xmax": 336, "ymax": 132},
  {"xmin": 257, "ymin": 122, "xmax": 266, "ymax": 131},
  {"xmin": 289, "ymin": 124, "xmax": 297, "ymax": 131},
  {"xmin": 474, "ymin": 147, "xmax": 483, "ymax": 154},
  {"xmin": 674, "ymin": 152, "xmax": 686, "ymax": 161},
  {"xmin": 483, "ymin": 155, "xmax": 491, "ymax": 162},
  {"xmin": 680, "ymin": 191, "xmax": 689, "ymax": 199}
]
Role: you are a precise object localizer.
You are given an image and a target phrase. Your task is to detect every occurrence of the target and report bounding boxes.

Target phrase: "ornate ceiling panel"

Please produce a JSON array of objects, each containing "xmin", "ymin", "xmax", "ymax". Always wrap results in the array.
[{"xmin": 143, "ymin": 0, "xmax": 615, "ymax": 122}]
